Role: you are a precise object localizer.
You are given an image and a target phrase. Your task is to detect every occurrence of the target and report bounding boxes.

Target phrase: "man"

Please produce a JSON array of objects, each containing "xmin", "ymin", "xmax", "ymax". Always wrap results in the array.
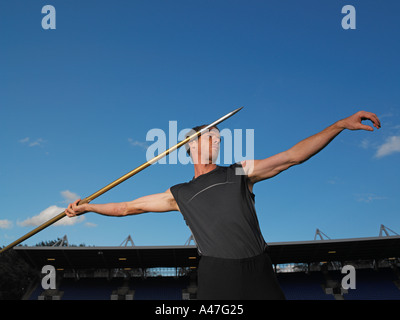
[{"xmin": 66, "ymin": 110, "xmax": 381, "ymax": 300}]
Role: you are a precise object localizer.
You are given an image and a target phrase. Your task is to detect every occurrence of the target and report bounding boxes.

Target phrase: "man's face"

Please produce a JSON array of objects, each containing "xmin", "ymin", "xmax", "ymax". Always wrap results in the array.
[{"xmin": 193, "ymin": 128, "xmax": 220, "ymax": 164}]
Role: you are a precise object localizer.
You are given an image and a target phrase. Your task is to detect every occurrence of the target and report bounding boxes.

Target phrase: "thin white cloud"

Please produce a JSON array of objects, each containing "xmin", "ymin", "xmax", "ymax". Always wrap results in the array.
[
  {"xmin": 128, "ymin": 138, "xmax": 149, "ymax": 150},
  {"xmin": 378, "ymin": 112, "xmax": 394, "ymax": 120},
  {"xmin": 327, "ymin": 177, "xmax": 340, "ymax": 185},
  {"xmin": 19, "ymin": 137, "xmax": 30, "ymax": 144},
  {"xmin": 60, "ymin": 190, "xmax": 80, "ymax": 203},
  {"xmin": 17, "ymin": 190, "xmax": 84, "ymax": 227},
  {"xmin": 0, "ymin": 219, "xmax": 12, "ymax": 229},
  {"xmin": 17, "ymin": 205, "xmax": 85, "ymax": 227},
  {"xmin": 29, "ymin": 138, "xmax": 44, "ymax": 147},
  {"xmin": 359, "ymin": 139, "xmax": 370, "ymax": 150},
  {"xmin": 375, "ymin": 136, "xmax": 400, "ymax": 158},
  {"xmin": 355, "ymin": 193, "xmax": 388, "ymax": 203},
  {"xmin": 19, "ymin": 137, "xmax": 45, "ymax": 147},
  {"xmin": 85, "ymin": 222, "xmax": 97, "ymax": 228}
]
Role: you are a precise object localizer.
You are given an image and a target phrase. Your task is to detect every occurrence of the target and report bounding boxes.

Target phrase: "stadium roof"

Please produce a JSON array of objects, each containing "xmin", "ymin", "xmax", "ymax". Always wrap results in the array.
[{"xmin": 14, "ymin": 236, "xmax": 400, "ymax": 270}]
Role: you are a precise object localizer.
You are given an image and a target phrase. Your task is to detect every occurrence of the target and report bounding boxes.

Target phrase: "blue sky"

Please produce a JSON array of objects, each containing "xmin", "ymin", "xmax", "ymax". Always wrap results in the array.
[{"xmin": 1, "ymin": 0, "xmax": 400, "ymax": 248}]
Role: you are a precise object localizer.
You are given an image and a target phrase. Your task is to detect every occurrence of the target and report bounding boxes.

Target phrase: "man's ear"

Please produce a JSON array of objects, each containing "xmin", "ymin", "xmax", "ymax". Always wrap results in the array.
[{"xmin": 188, "ymin": 140, "xmax": 197, "ymax": 152}]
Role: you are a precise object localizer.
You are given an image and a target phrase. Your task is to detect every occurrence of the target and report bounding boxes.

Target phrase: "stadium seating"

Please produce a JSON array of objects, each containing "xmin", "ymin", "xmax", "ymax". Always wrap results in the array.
[
  {"xmin": 59, "ymin": 278, "xmax": 123, "ymax": 300},
  {"xmin": 277, "ymin": 271, "xmax": 335, "ymax": 300},
  {"xmin": 332, "ymin": 268, "xmax": 400, "ymax": 300},
  {"xmin": 132, "ymin": 277, "xmax": 189, "ymax": 300},
  {"xmin": 26, "ymin": 268, "xmax": 400, "ymax": 300}
]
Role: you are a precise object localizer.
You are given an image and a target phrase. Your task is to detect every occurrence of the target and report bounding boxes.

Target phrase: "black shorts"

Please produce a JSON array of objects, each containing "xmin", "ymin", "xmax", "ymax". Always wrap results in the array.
[{"xmin": 197, "ymin": 251, "xmax": 285, "ymax": 300}]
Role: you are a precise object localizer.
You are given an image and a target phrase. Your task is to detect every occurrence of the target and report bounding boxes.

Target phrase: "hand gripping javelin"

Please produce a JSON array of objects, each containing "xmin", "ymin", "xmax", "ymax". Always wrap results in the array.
[{"xmin": 0, "ymin": 107, "xmax": 243, "ymax": 254}]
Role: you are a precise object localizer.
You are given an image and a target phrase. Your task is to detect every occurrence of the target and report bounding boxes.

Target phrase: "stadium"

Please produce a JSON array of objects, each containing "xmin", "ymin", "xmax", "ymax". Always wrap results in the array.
[{"xmin": 11, "ymin": 226, "xmax": 400, "ymax": 301}]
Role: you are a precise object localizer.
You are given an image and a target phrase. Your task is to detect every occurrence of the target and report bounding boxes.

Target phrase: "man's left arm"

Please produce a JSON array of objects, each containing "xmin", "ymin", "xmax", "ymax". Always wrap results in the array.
[{"xmin": 243, "ymin": 111, "xmax": 381, "ymax": 184}]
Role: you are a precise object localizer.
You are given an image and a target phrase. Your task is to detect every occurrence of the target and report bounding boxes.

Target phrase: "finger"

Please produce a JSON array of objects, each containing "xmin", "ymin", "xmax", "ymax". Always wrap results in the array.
[
  {"xmin": 361, "ymin": 112, "xmax": 381, "ymax": 129},
  {"xmin": 67, "ymin": 203, "xmax": 73, "ymax": 212},
  {"xmin": 65, "ymin": 207, "xmax": 74, "ymax": 217},
  {"xmin": 67, "ymin": 201, "xmax": 79, "ymax": 216},
  {"xmin": 371, "ymin": 114, "xmax": 381, "ymax": 128},
  {"xmin": 72, "ymin": 199, "xmax": 81, "ymax": 210},
  {"xmin": 359, "ymin": 124, "xmax": 374, "ymax": 131}
]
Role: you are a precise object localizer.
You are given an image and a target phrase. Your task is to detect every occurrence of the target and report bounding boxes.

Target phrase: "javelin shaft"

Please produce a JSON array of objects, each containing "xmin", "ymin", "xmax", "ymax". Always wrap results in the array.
[{"xmin": 0, "ymin": 107, "xmax": 243, "ymax": 254}]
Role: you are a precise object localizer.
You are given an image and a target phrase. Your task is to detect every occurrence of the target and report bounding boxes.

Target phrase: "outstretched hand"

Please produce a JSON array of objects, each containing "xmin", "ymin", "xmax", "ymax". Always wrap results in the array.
[
  {"xmin": 340, "ymin": 111, "xmax": 381, "ymax": 131},
  {"xmin": 65, "ymin": 199, "xmax": 88, "ymax": 217}
]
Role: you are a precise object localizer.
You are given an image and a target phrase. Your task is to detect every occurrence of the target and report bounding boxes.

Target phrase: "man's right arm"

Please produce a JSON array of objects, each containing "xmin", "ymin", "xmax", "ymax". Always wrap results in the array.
[{"xmin": 65, "ymin": 189, "xmax": 179, "ymax": 217}]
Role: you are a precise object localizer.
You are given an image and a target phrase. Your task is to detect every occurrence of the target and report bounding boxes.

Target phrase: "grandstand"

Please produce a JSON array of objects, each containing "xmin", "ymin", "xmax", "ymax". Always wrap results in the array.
[{"xmin": 14, "ymin": 229, "xmax": 400, "ymax": 300}]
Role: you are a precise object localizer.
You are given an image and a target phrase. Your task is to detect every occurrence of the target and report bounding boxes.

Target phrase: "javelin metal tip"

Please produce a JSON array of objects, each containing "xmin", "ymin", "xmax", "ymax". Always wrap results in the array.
[
  {"xmin": 202, "ymin": 106, "xmax": 244, "ymax": 131},
  {"xmin": 232, "ymin": 106, "xmax": 244, "ymax": 114},
  {"xmin": 223, "ymin": 106, "xmax": 244, "ymax": 121}
]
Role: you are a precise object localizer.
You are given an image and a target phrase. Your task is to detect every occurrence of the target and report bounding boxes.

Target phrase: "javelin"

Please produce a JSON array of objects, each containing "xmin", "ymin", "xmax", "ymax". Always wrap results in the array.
[{"xmin": 0, "ymin": 107, "xmax": 243, "ymax": 254}]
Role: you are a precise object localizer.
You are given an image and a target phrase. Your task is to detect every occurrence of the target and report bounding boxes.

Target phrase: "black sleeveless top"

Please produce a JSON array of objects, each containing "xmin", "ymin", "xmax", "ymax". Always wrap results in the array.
[{"xmin": 170, "ymin": 163, "xmax": 267, "ymax": 259}]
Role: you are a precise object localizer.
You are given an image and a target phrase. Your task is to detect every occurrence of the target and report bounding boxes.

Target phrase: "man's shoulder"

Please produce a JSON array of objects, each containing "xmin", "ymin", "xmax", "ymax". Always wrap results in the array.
[
  {"xmin": 170, "ymin": 182, "xmax": 187, "ymax": 192},
  {"xmin": 228, "ymin": 161, "xmax": 247, "ymax": 176}
]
